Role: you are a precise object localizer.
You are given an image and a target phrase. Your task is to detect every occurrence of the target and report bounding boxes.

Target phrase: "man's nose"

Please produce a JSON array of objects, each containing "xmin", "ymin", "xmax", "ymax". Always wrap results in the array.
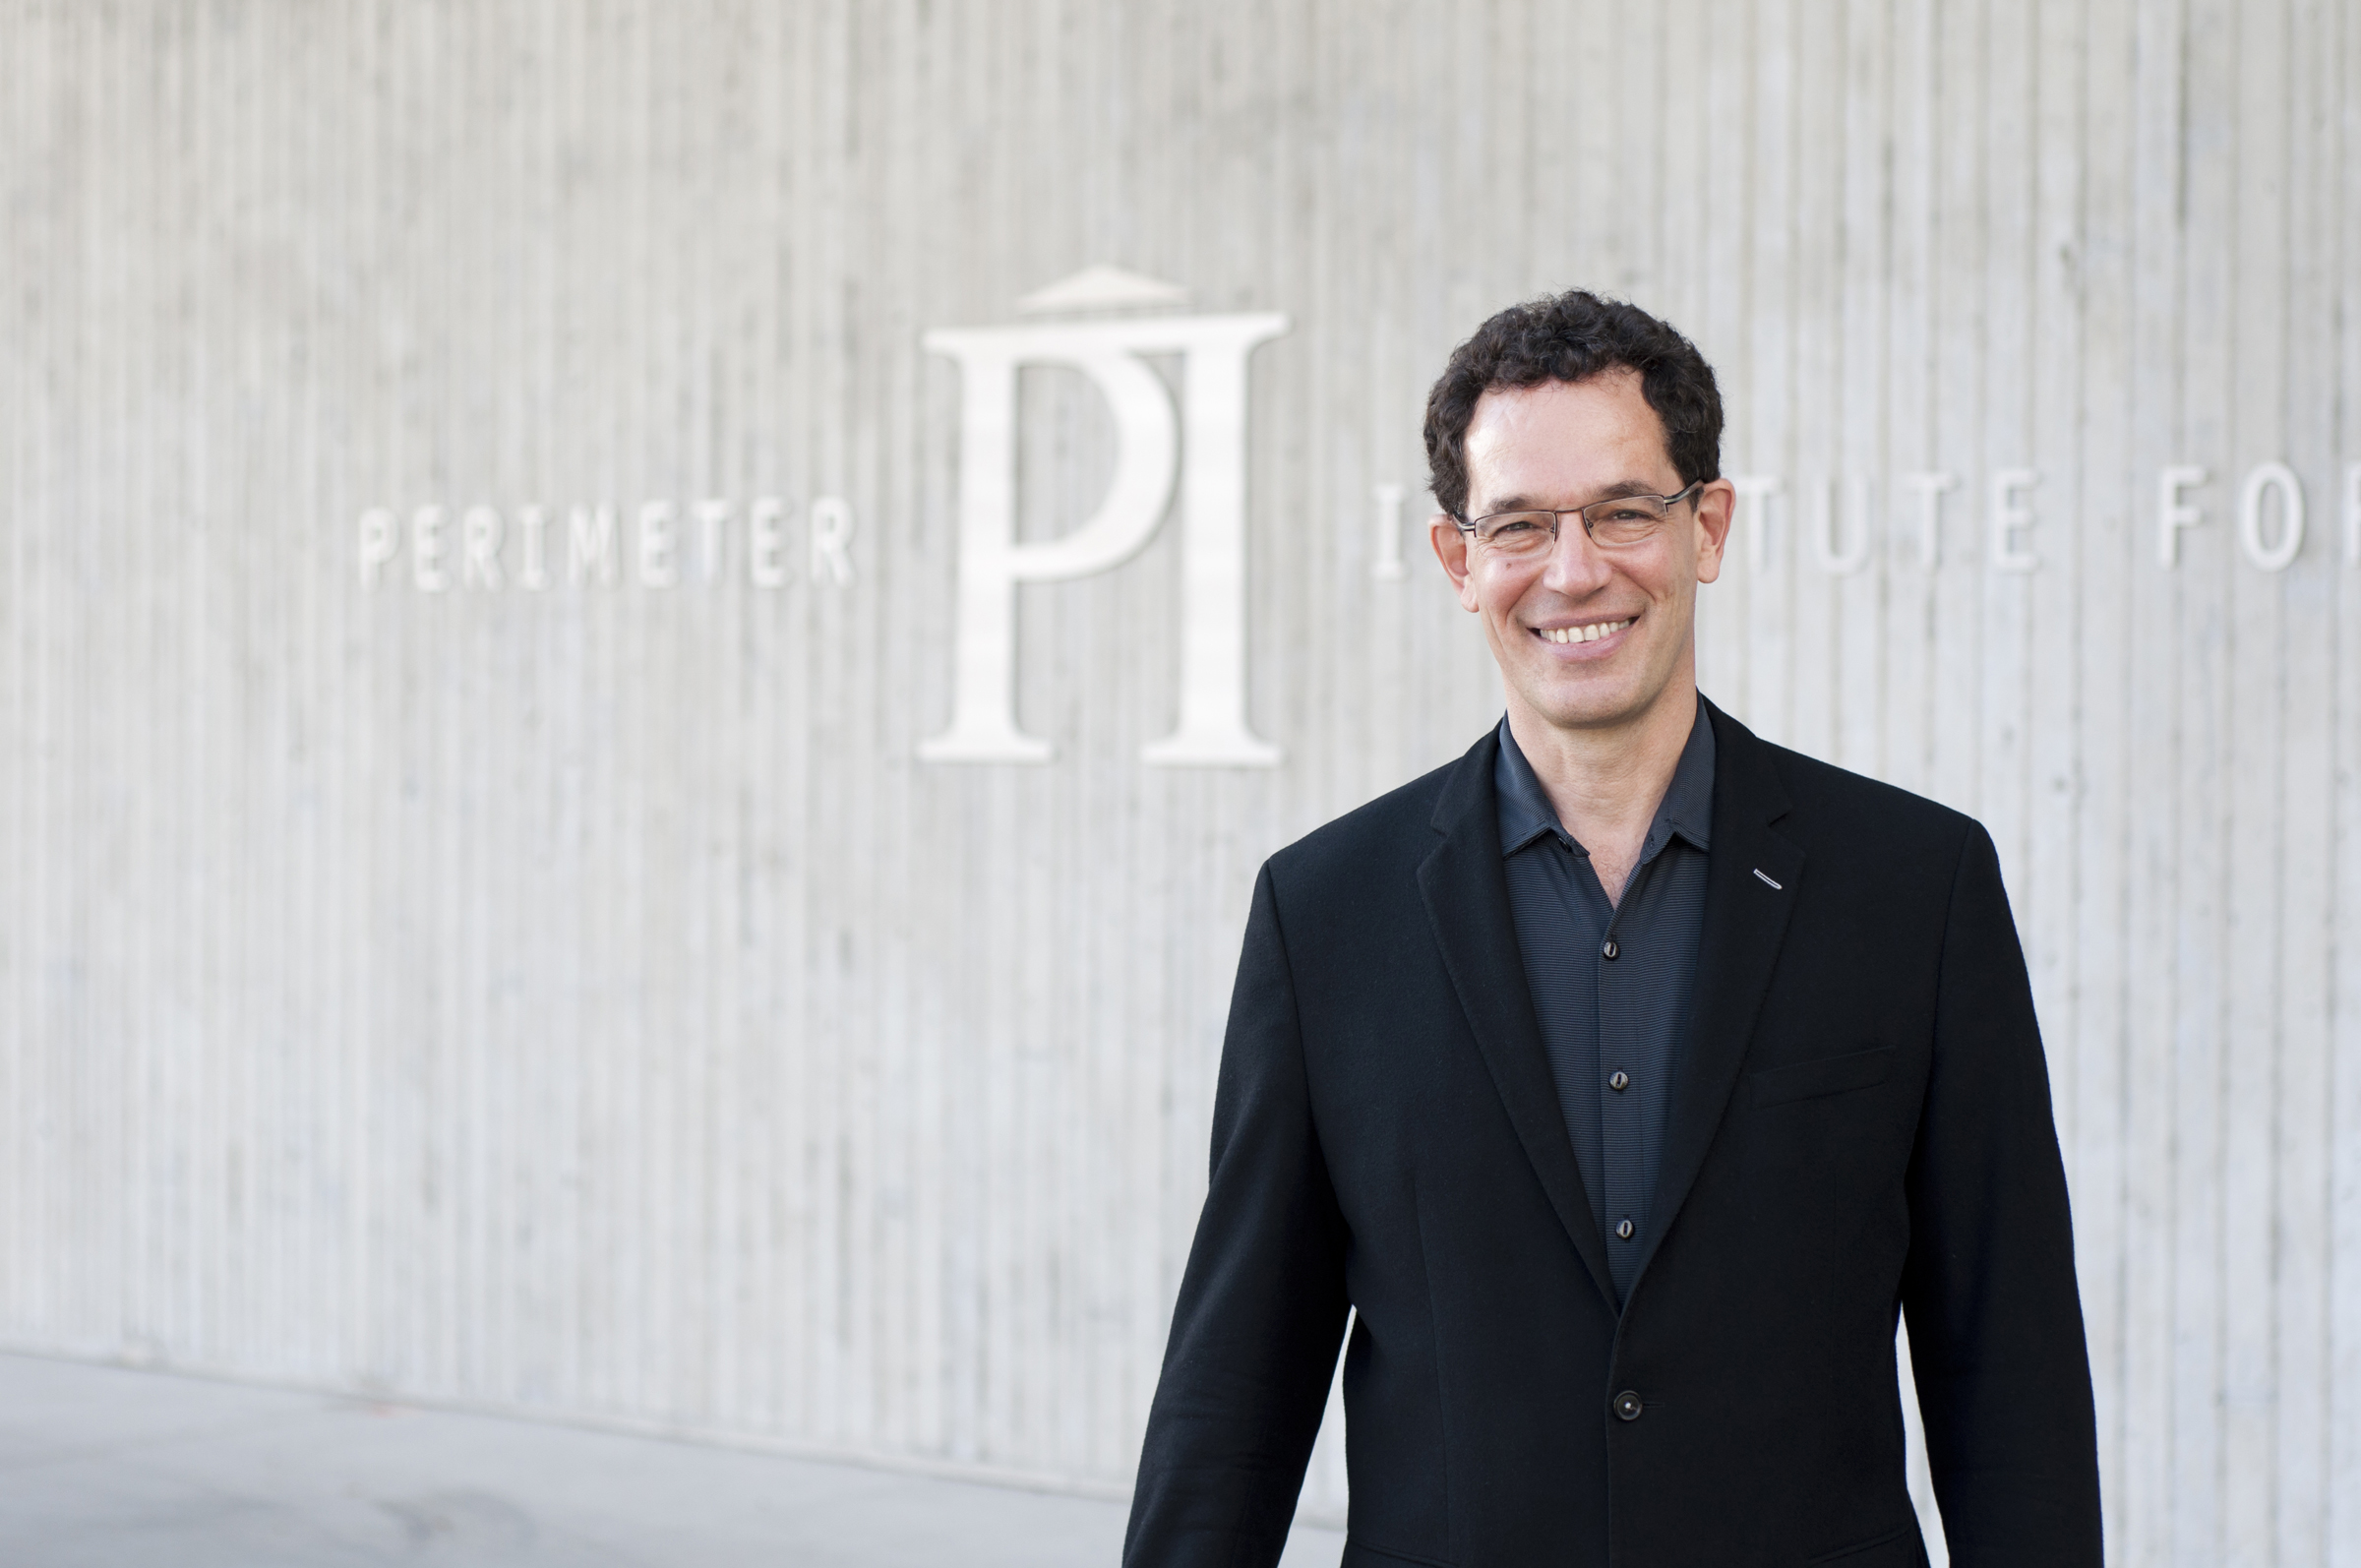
[{"xmin": 1540, "ymin": 517, "xmax": 1614, "ymax": 595}]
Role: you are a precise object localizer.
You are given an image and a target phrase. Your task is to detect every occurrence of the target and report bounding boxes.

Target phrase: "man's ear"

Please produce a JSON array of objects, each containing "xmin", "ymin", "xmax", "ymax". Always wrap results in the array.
[
  {"xmin": 1691, "ymin": 479, "xmax": 1736, "ymax": 585},
  {"xmin": 1429, "ymin": 515, "xmax": 1481, "ymax": 611}
]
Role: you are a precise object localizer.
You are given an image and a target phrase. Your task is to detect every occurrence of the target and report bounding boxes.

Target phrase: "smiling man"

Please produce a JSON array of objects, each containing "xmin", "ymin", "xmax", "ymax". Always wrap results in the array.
[{"xmin": 1122, "ymin": 291, "xmax": 2102, "ymax": 1568}]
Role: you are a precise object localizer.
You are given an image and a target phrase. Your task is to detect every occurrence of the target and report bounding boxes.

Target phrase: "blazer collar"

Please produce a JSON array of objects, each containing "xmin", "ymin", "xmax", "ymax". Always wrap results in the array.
[
  {"xmin": 1627, "ymin": 696, "xmax": 1805, "ymax": 1290},
  {"xmin": 1418, "ymin": 727, "xmax": 1620, "ymax": 1310}
]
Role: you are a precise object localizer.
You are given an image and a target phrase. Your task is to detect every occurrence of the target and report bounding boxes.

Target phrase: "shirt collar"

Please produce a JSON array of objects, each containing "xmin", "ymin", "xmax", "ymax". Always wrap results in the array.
[{"xmin": 1493, "ymin": 699, "xmax": 1716, "ymax": 863}]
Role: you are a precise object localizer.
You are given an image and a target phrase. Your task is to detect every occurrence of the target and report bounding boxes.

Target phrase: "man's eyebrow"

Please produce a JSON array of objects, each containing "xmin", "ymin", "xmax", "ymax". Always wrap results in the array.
[
  {"xmin": 1588, "ymin": 478, "xmax": 1665, "ymax": 501},
  {"xmin": 1473, "ymin": 479, "xmax": 1665, "ymax": 514}
]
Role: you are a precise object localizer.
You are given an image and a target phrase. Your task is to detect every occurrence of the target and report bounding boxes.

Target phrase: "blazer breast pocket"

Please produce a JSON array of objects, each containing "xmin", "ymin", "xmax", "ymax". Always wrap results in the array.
[{"xmin": 1751, "ymin": 1045, "xmax": 1895, "ymax": 1109}]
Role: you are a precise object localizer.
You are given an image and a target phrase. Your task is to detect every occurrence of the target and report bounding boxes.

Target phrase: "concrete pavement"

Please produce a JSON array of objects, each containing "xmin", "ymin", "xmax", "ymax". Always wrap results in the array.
[{"xmin": 0, "ymin": 1354, "xmax": 1346, "ymax": 1567}]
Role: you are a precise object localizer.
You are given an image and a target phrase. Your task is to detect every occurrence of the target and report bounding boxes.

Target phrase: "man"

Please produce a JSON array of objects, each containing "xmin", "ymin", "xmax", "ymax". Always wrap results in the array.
[{"xmin": 1123, "ymin": 291, "xmax": 2101, "ymax": 1567}]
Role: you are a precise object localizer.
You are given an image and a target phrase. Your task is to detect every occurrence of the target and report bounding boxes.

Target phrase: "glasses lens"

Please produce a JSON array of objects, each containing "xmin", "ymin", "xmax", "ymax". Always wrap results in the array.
[
  {"xmin": 1477, "ymin": 513, "xmax": 1554, "ymax": 555},
  {"xmin": 1585, "ymin": 495, "xmax": 1670, "ymax": 547}
]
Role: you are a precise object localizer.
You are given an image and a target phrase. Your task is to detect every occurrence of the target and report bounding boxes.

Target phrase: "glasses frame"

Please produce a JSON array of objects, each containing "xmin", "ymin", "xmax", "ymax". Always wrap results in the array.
[{"xmin": 1457, "ymin": 480, "xmax": 1705, "ymax": 554}]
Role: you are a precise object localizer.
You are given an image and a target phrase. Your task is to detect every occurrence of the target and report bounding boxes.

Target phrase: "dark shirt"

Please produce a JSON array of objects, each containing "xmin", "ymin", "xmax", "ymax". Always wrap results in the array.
[{"xmin": 1494, "ymin": 702, "xmax": 1715, "ymax": 1305}]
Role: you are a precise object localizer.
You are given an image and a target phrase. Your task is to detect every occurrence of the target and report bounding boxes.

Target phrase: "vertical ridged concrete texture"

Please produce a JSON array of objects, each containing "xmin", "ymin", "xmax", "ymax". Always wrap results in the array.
[{"xmin": 2, "ymin": 4, "xmax": 2356, "ymax": 1560}]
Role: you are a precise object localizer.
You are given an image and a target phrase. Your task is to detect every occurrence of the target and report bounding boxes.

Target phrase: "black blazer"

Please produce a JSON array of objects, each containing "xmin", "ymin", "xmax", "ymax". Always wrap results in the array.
[{"xmin": 1124, "ymin": 701, "xmax": 2101, "ymax": 1568}]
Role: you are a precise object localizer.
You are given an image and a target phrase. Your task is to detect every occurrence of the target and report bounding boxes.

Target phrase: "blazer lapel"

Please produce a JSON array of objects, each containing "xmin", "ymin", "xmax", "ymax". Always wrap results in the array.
[
  {"xmin": 1418, "ymin": 730, "xmax": 1619, "ymax": 1310},
  {"xmin": 1631, "ymin": 700, "xmax": 1805, "ymax": 1285}
]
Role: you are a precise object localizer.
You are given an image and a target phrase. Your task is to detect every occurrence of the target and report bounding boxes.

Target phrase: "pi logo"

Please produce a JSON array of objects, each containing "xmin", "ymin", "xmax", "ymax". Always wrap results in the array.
[{"xmin": 917, "ymin": 267, "xmax": 1288, "ymax": 766}]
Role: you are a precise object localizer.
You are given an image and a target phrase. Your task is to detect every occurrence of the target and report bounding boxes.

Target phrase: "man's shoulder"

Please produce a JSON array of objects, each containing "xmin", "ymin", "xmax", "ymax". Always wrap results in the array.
[
  {"xmin": 1725, "ymin": 712, "xmax": 1982, "ymax": 868},
  {"xmin": 1766, "ymin": 738, "xmax": 1969, "ymax": 828},
  {"xmin": 1263, "ymin": 747, "xmax": 1469, "ymax": 896}
]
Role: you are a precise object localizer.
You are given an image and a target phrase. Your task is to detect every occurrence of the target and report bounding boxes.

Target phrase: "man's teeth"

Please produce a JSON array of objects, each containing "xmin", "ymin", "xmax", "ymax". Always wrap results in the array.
[{"xmin": 1543, "ymin": 619, "xmax": 1632, "ymax": 644}]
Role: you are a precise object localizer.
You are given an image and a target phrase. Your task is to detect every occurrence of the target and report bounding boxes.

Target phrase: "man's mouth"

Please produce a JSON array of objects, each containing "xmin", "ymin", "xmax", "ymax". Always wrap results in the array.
[{"xmin": 1535, "ymin": 617, "xmax": 1634, "ymax": 645}]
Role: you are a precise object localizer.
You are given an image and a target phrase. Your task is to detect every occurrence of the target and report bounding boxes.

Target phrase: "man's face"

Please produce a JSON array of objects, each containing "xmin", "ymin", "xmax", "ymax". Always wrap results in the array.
[{"xmin": 1430, "ymin": 371, "xmax": 1734, "ymax": 738}]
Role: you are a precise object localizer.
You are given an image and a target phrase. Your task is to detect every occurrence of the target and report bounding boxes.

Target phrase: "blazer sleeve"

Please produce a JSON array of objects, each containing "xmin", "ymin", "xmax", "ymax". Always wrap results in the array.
[
  {"xmin": 1901, "ymin": 821, "xmax": 2103, "ymax": 1566},
  {"xmin": 1122, "ymin": 861, "xmax": 1352, "ymax": 1568}
]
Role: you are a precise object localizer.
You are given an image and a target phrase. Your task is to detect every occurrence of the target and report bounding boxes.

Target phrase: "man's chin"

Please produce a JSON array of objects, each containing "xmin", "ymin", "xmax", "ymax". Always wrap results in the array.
[
  {"xmin": 1510, "ymin": 668, "xmax": 1683, "ymax": 736},
  {"xmin": 1516, "ymin": 688, "xmax": 1646, "ymax": 735}
]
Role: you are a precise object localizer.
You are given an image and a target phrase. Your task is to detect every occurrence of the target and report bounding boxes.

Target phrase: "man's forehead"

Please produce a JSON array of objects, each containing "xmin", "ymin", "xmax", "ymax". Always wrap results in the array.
[{"xmin": 1463, "ymin": 372, "xmax": 1672, "ymax": 504}]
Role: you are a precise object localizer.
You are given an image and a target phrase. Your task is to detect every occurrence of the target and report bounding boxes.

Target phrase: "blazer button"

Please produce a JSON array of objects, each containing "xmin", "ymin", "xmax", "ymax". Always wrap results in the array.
[
  {"xmin": 1602, "ymin": 939, "xmax": 1619, "ymax": 960},
  {"xmin": 1613, "ymin": 1390, "xmax": 1644, "ymax": 1421}
]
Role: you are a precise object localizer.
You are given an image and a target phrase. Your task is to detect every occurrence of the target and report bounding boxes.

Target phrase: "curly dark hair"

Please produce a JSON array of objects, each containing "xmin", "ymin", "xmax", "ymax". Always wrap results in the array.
[{"xmin": 1423, "ymin": 290, "xmax": 1725, "ymax": 520}]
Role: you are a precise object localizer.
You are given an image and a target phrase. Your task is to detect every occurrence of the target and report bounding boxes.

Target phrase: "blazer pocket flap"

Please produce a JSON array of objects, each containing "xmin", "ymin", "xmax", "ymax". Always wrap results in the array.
[
  {"xmin": 1809, "ymin": 1524, "xmax": 1923, "ymax": 1566},
  {"xmin": 1752, "ymin": 1046, "xmax": 1895, "ymax": 1109},
  {"xmin": 1343, "ymin": 1541, "xmax": 1454, "ymax": 1568}
]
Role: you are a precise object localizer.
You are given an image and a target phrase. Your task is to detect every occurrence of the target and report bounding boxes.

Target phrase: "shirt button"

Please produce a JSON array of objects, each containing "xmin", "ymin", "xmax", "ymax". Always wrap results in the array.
[
  {"xmin": 1615, "ymin": 1218, "xmax": 1634, "ymax": 1239},
  {"xmin": 1613, "ymin": 1390, "xmax": 1644, "ymax": 1421},
  {"xmin": 1609, "ymin": 1070, "xmax": 1630, "ymax": 1091},
  {"xmin": 1602, "ymin": 939, "xmax": 1619, "ymax": 960}
]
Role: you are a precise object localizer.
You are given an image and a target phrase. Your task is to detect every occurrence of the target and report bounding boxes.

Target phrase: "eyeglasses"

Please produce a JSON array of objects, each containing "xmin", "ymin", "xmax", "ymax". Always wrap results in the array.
[{"xmin": 1457, "ymin": 482, "xmax": 1703, "ymax": 558}]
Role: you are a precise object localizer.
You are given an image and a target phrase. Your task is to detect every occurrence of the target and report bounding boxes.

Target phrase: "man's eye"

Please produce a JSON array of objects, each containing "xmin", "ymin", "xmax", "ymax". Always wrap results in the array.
[
  {"xmin": 1599, "ymin": 506, "xmax": 1654, "ymax": 525},
  {"xmin": 1491, "ymin": 517, "xmax": 1543, "ymax": 536}
]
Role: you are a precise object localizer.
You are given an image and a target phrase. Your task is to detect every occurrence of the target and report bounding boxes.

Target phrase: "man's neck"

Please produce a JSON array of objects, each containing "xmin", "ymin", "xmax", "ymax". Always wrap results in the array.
[{"xmin": 1504, "ymin": 677, "xmax": 1700, "ymax": 906}]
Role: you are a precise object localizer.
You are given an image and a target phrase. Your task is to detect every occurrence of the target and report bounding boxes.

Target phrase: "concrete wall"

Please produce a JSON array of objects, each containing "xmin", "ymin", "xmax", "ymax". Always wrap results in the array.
[{"xmin": 2, "ymin": 3, "xmax": 2357, "ymax": 1561}]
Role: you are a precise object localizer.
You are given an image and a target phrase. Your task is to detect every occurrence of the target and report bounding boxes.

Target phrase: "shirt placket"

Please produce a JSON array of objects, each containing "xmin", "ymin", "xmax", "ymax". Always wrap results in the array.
[{"xmin": 1597, "ymin": 850, "xmax": 1655, "ymax": 1277}]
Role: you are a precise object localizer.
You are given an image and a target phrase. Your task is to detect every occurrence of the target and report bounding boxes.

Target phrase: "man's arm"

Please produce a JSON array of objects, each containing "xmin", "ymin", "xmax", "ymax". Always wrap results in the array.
[
  {"xmin": 1903, "ymin": 822, "xmax": 2104, "ymax": 1566},
  {"xmin": 1123, "ymin": 862, "xmax": 1352, "ymax": 1568}
]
